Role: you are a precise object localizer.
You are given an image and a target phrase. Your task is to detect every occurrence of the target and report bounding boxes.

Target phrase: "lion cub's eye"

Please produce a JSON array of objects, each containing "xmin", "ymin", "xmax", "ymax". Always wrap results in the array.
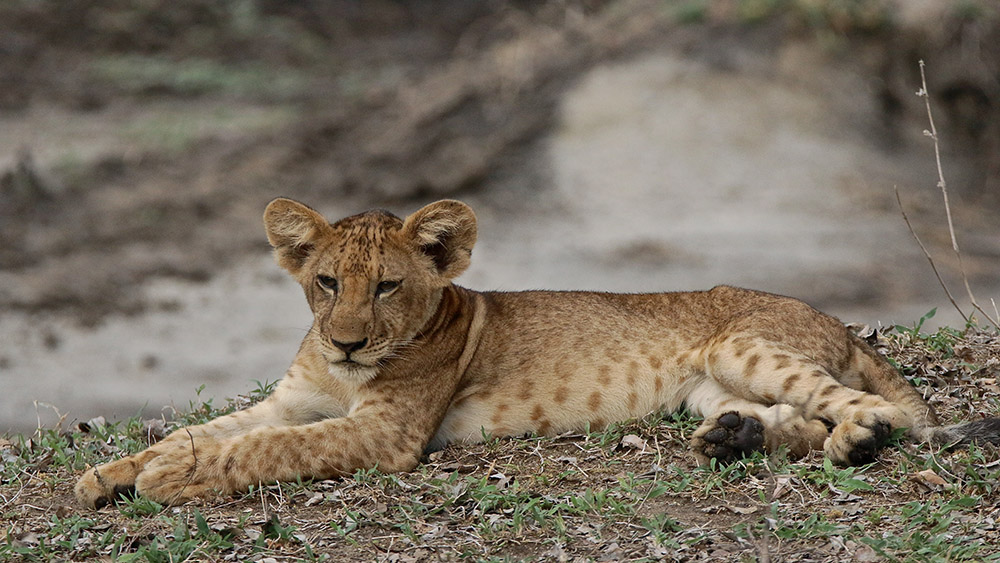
[
  {"xmin": 316, "ymin": 275, "xmax": 338, "ymax": 292},
  {"xmin": 375, "ymin": 280, "xmax": 400, "ymax": 297}
]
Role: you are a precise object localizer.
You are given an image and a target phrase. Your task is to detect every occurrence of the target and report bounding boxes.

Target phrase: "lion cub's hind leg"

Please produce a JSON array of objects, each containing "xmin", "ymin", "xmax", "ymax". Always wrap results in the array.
[
  {"xmin": 686, "ymin": 379, "xmax": 828, "ymax": 464},
  {"xmin": 703, "ymin": 334, "xmax": 913, "ymax": 465}
]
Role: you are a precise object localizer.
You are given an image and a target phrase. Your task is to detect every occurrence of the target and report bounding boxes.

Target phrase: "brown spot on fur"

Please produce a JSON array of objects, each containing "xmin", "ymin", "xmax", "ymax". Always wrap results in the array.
[
  {"xmin": 627, "ymin": 361, "xmax": 638, "ymax": 386},
  {"xmin": 537, "ymin": 420, "xmax": 551, "ymax": 435},
  {"xmin": 597, "ymin": 365, "xmax": 611, "ymax": 386},
  {"xmin": 491, "ymin": 404, "xmax": 509, "ymax": 424},
  {"xmin": 762, "ymin": 392, "xmax": 776, "ymax": 403},
  {"xmin": 847, "ymin": 397, "xmax": 862, "ymax": 406},
  {"xmin": 816, "ymin": 401, "xmax": 831, "ymax": 412},
  {"xmin": 553, "ymin": 386, "xmax": 569, "ymax": 404},
  {"xmin": 773, "ymin": 354, "xmax": 791, "ymax": 370},
  {"xmin": 654, "ymin": 376, "xmax": 663, "ymax": 393},
  {"xmin": 810, "ymin": 369, "xmax": 825, "ymax": 378},
  {"xmin": 820, "ymin": 385, "xmax": 838, "ymax": 397},
  {"xmin": 648, "ymin": 355, "xmax": 662, "ymax": 369},
  {"xmin": 639, "ymin": 342, "xmax": 650, "ymax": 355},
  {"xmin": 628, "ymin": 391, "xmax": 638, "ymax": 410},
  {"xmin": 708, "ymin": 351, "xmax": 719, "ymax": 366},
  {"xmin": 733, "ymin": 339, "xmax": 754, "ymax": 358},
  {"xmin": 782, "ymin": 374, "xmax": 800, "ymax": 392},
  {"xmin": 743, "ymin": 354, "xmax": 760, "ymax": 377},
  {"xmin": 676, "ymin": 353, "xmax": 690, "ymax": 366},
  {"xmin": 531, "ymin": 404, "xmax": 545, "ymax": 421},
  {"xmin": 518, "ymin": 380, "xmax": 535, "ymax": 400},
  {"xmin": 588, "ymin": 391, "xmax": 602, "ymax": 412}
]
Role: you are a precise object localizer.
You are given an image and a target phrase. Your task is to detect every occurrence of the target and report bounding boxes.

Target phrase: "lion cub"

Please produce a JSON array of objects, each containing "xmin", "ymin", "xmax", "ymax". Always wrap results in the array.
[{"xmin": 76, "ymin": 198, "xmax": 1000, "ymax": 507}]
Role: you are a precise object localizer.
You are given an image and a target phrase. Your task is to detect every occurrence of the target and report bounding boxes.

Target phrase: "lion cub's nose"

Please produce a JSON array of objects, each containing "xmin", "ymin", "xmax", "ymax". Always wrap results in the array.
[{"xmin": 331, "ymin": 338, "xmax": 368, "ymax": 354}]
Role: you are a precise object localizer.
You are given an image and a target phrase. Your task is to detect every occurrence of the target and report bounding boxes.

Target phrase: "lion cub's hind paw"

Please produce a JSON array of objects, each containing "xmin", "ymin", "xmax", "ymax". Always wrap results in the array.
[
  {"xmin": 693, "ymin": 411, "xmax": 766, "ymax": 465},
  {"xmin": 825, "ymin": 419, "xmax": 893, "ymax": 466}
]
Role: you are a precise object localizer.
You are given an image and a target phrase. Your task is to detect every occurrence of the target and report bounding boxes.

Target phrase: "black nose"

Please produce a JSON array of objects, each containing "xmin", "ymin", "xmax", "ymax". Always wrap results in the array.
[{"xmin": 331, "ymin": 338, "xmax": 368, "ymax": 354}]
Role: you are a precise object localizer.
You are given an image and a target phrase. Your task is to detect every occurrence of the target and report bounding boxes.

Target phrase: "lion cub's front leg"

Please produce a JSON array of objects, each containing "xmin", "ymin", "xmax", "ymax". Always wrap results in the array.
[
  {"xmin": 75, "ymin": 399, "xmax": 288, "ymax": 508},
  {"xmin": 131, "ymin": 405, "xmax": 427, "ymax": 505},
  {"xmin": 75, "ymin": 448, "xmax": 162, "ymax": 509}
]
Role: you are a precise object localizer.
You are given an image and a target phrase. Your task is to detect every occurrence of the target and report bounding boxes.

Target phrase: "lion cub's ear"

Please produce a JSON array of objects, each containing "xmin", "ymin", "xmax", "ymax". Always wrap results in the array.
[
  {"xmin": 263, "ymin": 198, "xmax": 333, "ymax": 275},
  {"xmin": 401, "ymin": 200, "xmax": 477, "ymax": 280}
]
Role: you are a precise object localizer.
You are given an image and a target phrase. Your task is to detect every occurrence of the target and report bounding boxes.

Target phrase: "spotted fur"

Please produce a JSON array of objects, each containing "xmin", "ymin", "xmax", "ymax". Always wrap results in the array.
[{"xmin": 75, "ymin": 198, "xmax": 1000, "ymax": 508}]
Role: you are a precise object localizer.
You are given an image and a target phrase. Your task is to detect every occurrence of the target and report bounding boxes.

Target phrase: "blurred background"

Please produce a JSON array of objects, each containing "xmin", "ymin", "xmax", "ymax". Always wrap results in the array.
[{"xmin": 1, "ymin": 0, "xmax": 999, "ymax": 435}]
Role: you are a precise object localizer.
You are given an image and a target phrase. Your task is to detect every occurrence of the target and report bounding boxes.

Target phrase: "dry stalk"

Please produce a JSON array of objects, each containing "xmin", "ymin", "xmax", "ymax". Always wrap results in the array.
[
  {"xmin": 893, "ymin": 186, "xmax": 968, "ymax": 324},
  {"xmin": 912, "ymin": 60, "xmax": 999, "ymax": 329}
]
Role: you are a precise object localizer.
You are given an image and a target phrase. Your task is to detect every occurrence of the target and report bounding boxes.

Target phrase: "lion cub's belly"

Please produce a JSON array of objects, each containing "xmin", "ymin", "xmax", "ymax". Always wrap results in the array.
[{"xmin": 428, "ymin": 360, "xmax": 705, "ymax": 449}]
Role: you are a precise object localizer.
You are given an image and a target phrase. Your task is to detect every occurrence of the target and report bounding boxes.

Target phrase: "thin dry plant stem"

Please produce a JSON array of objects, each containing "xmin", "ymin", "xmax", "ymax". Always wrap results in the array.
[
  {"xmin": 915, "ymin": 60, "xmax": 999, "ymax": 329},
  {"xmin": 894, "ymin": 185, "xmax": 968, "ymax": 325}
]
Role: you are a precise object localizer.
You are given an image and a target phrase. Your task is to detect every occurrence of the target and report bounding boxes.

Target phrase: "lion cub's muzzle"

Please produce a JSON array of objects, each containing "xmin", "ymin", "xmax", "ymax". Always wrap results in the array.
[
  {"xmin": 331, "ymin": 337, "xmax": 368, "ymax": 355},
  {"xmin": 324, "ymin": 336, "xmax": 378, "ymax": 369}
]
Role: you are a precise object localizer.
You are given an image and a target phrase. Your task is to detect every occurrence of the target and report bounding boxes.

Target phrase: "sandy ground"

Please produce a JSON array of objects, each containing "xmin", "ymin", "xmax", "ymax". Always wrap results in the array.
[{"xmin": 3, "ymin": 46, "xmax": 998, "ymax": 435}]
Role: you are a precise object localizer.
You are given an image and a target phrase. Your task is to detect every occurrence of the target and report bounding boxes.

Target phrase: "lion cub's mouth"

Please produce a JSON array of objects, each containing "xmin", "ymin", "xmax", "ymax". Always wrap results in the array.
[
  {"xmin": 325, "ymin": 356, "xmax": 379, "ymax": 384},
  {"xmin": 324, "ymin": 352, "xmax": 375, "ymax": 369}
]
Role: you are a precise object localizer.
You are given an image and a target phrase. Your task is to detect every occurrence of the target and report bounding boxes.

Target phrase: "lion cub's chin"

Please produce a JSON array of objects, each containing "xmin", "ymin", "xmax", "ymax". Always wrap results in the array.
[{"xmin": 327, "ymin": 361, "xmax": 379, "ymax": 385}]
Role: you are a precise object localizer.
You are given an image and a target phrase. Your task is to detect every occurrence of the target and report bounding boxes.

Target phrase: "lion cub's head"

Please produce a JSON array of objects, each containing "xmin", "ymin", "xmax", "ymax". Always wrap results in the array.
[{"xmin": 263, "ymin": 198, "xmax": 477, "ymax": 384}]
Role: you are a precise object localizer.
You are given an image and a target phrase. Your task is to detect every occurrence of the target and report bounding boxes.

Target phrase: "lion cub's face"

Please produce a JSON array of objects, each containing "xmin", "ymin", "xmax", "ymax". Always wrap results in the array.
[{"xmin": 263, "ymin": 198, "xmax": 477, "ymax": 384}]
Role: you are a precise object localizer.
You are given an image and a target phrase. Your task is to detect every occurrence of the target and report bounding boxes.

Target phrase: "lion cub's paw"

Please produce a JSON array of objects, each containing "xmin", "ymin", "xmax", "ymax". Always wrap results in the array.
[
  {"xmin": 134, "ymin": 438, "xmax": 227, "ymax": 505},
  {"xmin": 823, "ymin": 408, "xmax": 902, "ymax": 465},
  {"xmin": 75, "ymin": 457, "xmax": 142, "ymax": 509},
  {"xmin": 692, "ymin": 411, "xmax": 766, "ymax": 465}
]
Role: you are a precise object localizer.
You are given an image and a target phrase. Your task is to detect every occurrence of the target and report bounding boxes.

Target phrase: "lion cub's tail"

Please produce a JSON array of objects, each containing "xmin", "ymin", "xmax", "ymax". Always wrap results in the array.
[
  {"xmin": 850, "ymin": 334, "xmax": 1000, "ymax": 449},
  {"xmin": 920, "ymin": 418, "xmax": 1000, "ymax": 448}
]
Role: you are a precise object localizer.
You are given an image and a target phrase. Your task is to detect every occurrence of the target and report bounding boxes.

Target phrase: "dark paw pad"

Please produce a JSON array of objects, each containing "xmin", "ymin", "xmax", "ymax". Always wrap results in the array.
[
  {"xmin": 113, "ymin": 483, "xmax": 138, "ymax": 502},
  {"xmin": 95, "ymin": 484, "xmax": 137, "ymax": 509},
  {"xmin": 846, "ymin": 421, "xmax": 892, "ymax": 466},
  {"xmin": 699, "ymin": 412, "xmax": 766, "ymax": 463}
]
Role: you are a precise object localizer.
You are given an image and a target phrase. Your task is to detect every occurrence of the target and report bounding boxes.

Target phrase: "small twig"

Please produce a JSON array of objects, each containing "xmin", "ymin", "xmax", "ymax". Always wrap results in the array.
[
  {"xmin": 31, "ymin": 401, "xmax": 68, "ymax": 437},
  {"xmin": 259, "ymin": 480, "xmax": 268, "ymax": 521},
  {"xmin": 894, "ymin": 186, "xmax": 968, "ymax": 325},
  {"xmin": 167, "ymin": 428, "xmax": 200, "ymax": 506},
  {"xmin": 916, "ymin": 60, "xmax": 1000, "ymax": 329}
]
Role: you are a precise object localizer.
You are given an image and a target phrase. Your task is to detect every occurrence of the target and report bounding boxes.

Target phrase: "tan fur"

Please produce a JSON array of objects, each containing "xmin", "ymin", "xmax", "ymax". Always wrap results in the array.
[{"xmin": 75, "ymin": 198, "xmax": 962, "ymax": 508}]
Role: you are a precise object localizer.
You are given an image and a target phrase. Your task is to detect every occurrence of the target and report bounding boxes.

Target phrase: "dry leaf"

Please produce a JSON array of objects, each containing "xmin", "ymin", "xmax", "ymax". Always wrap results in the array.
[
  {"xmin": 854, "ymin": 544, "xmax": 880, "ymax": 562},
  {"xmin": 620, "ymin": 434, "xmax": 647, "ymax": 451},
  {"xmin": 142, "ymin": 418, "xmax": 168, "ymax": 442},
  {"xmin": 772, "ymin": 476, "xmax": 795, "ymax": 500},
  {"xmin": 911, "ymin": 468, "xmax": 948, "ymax": 489}
]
